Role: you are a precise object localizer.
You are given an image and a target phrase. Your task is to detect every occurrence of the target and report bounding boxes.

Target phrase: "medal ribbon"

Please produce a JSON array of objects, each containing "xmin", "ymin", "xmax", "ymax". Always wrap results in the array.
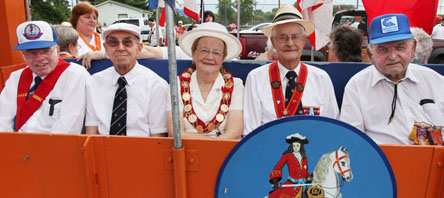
[
  {"xmin": 79, "ymin": 32, "xmax": 101, "ymax": 51},
  {"xmin": 179, "ymin": 66, "xmax": 234, "ymax": 133},
  {"xmin": 15, "ymin": 59, "xmax": 70, "ymax": 131},
  {"xmin": 269, "ymin": 62, "xmax": 308, "ymax": 118}
]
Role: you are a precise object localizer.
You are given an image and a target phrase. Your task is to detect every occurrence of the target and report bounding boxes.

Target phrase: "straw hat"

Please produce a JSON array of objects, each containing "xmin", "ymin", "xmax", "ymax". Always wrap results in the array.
[
  {"xmin": 178, "ymin": 22, "xmax": 242, "ymax": 61},
  {"xmin": 262, "ymin": 5, "xmax": 314, "ymax": 37}
]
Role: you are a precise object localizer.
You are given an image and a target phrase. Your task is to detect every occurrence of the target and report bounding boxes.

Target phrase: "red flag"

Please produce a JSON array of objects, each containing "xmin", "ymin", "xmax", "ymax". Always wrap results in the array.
[
  {"xmin": 362, "ymin": 0, "xmax": 438, "ymax": 34},
  {"xmin": 296, "ymin": 0, "xmax": 333, "ymax": 50},
  {"xmin": 184, "ymin": 0, "xmax": 199, "ymax": 21},
  {"xmin": 159, "ymin": 7, "xmax": 166, "ymax": 27}
]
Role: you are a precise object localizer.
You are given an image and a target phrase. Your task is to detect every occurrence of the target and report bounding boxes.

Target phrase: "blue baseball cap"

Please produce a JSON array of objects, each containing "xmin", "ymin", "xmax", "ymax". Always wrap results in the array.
[
  {"xmin": 368, "ymin": 14, "xmax": 413, "ymax": 44},
  {"xmin": 14, "ymin": 21, "xmax": 58, "ymax": 50}
]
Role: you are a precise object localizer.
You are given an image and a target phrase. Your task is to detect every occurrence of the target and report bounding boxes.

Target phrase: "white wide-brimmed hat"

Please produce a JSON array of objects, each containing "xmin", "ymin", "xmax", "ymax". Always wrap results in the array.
[
  {"xmin": 262, "ymin": 5, "xmax": 315, "ymax": 37},
  {"xmin": 178, "ymin": 22, "xmax": 242, "ymax": 61}
]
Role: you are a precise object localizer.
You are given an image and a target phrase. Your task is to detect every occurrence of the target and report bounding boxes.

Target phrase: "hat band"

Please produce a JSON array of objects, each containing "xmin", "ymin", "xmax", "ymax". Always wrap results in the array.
[{"xmin": 273, "ymin": 13, "xmax": 302, "ymax": 23}]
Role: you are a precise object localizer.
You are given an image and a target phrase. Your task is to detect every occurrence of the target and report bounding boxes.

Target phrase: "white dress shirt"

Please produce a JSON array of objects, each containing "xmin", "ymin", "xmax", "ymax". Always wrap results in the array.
[
  {"xmin": 0, "ymin": 62, "xmax": 90, "ymax": 133},
  {"xmin": 86, "ymin": 63, "xmax": 168, "ymax": 137},
  {"xmin": 243, "ymin": 62, "xmax": 339, "ymax": 135},
  {"xmin": 77, "ymin": 34, "xmax": 104, "ymax": 57},
  {"xmin": 168, "ymin": 72, "xmax": 244, "ymax": 138},
  {"xmin": 432, "ymin": 24, "xmax": 444, "ymax": 39},
  {"xmin": 149, "ymin": 26, "xmax": 164, "ymax": 46},
  {"xmin": 340, "ymin": 64, "xmax": 444, "ymax": 145}
]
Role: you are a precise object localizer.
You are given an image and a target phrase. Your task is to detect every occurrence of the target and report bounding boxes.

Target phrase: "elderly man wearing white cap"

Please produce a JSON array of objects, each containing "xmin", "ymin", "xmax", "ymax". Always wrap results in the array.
[
  {"xmin": 0, "ymin": 21, "xmax": 89, "ymax": 133},
  {"xmin": 85, "ymin": 23, "xmax": 168, "ymax": 137},
  {"xmin": 341, "ymin": 14, "xmax": 444, "ymax": 145},
  {"xmin": 243, "ymin": 5, "xmax": 339, "ymax": 135}
]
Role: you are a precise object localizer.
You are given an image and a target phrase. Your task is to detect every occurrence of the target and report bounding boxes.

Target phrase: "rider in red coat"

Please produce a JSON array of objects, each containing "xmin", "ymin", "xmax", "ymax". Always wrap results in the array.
[{"xmin": 269, "ymin": 133, "xmax": 311, "ymax": 198}]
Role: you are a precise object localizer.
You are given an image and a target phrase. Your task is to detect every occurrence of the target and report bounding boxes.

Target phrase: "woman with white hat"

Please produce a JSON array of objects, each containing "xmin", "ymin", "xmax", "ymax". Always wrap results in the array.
[{"xmin": 166, "ymin": 22, "xmax": 243, "ymax": 139}]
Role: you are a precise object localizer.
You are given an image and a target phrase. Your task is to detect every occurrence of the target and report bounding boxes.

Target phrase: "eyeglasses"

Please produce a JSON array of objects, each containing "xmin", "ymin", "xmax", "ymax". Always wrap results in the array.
[
  {"xmin": 272, "ymin": 34, "xmax": 303, "ymax": 44},
  {"xmin": 106, "ymin": 37, "xmax": 137, "ymax": 48},
  {"xmin": 22, "ymin": 46, "xmax": 56, "ymax": 59},
  {"xmin": 196, "ymin": 48, "xmax": 223, "ymax": 58}
]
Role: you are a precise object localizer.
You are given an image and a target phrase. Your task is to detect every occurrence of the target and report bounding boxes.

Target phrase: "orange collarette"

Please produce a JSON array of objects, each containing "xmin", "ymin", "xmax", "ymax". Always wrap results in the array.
[
  {"xmin": 269, "ymin": 62, "xmax": 308, "ymax": 118},
  {"xmin": 79, "ymin": 32, "xmax": 101, "ymax": 51}
]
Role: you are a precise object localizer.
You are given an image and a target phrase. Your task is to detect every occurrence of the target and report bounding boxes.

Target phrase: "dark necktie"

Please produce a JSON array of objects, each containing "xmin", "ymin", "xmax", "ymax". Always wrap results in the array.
[
  {"xmin": 26, "ymin": 76, "xmax": 42, "ymax": 100},
  {"xmin": 285, "ymin": 71, "xmax": 304, "ymax": 115},
  {"xmin": 110, "ymin": 76, "xmax": 127, "ymax": 135}
]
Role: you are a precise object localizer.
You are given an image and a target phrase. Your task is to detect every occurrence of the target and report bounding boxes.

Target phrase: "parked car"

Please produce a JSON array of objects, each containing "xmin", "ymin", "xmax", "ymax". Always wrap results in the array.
[
  {"xmin": 112, "ymin": 18, "xmax": 150, "ymax": 42},
  {"xmin": 239, "ymin": 23, "xmax": 271, "ymax": 33}
]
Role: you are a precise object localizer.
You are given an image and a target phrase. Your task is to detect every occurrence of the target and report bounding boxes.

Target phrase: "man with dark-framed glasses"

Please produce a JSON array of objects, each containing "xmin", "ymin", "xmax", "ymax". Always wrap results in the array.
[
  {"xmin": 0, "ymin": 21, "xmax": 89, "ymax": 133},
  {"xmin": 85, "ymin": 23, "xmax": 168, "ymax": 137}
]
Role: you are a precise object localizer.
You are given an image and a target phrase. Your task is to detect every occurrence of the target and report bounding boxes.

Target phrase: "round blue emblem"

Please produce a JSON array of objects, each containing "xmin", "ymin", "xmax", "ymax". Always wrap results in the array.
[{"xmin": 23, "ymin": 24, "xmax": 43, "ymax": 40}]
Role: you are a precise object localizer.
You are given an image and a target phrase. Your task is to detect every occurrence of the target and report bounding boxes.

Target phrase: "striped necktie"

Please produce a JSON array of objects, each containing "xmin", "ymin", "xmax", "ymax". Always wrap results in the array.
[{"xmin": 110, "ymin": 76, "xmax": 127, "ymax": 135}]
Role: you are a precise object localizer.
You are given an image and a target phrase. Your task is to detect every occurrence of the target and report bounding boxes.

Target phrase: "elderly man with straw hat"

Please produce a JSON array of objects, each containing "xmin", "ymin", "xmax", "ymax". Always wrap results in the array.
[{"xmin": 243, "ymin": 5, "xmax": 339, "ymax": 135}]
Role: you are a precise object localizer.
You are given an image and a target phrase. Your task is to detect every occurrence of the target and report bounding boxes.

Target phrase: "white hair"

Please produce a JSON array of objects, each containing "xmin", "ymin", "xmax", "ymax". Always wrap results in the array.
[{"xmin": 410, "ymin": 27, "xmax": 433, "ymax": 64}]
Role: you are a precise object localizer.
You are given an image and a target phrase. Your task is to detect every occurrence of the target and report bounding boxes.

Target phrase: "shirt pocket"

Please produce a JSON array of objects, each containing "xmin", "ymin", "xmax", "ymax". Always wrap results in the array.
[{"xmin": 46, "ymin": 98, "xmax": 63, "ymax": 120}]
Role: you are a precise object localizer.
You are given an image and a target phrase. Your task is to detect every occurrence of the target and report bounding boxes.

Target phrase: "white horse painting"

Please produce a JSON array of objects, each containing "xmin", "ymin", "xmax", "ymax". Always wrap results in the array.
[{"xmin": 312, "ymin": 146, "xmax": 353, "ymax": 198}]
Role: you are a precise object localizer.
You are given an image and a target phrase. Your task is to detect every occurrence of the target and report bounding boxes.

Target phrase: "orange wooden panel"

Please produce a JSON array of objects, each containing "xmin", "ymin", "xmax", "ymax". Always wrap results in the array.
[
  {"xmin": 380, "ymin": 145, "xmax": 435, "ymax": 198},
  {"xmin": 0, "ymin": 1, "xmax": 26, "ymax": 67},
  {"xmin": 0, "ymin": 132, "xmax": 90, "ymax": 198},
  {"xmin": 86, "ymin": 136, "xmax": 238, "ymax": 198},
  {"xmin": 426, "ymin": 146, "xmax": 444, "ymax": 198},
  {"xmin": 0, "ymin": 63, "xmax": 26, "ymax": 92}
]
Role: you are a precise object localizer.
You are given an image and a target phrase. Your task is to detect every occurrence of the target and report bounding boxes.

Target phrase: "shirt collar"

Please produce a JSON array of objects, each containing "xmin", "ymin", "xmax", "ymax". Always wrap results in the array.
[
  {"xmin": 190, "ymin": 71, "xmax": 224, "ymax": 92},
  {"xmin": 189, "ymin": 71, "xmax": 225, "ymax": 103},
  {"xmin": 278, "ymin": 61, "xmax": 301, "ymax": 81},
  {"xmin": 111, "ymin": 62, "xmax": 140, "ymax": 87},
  {"xmin": 370, "ymin": 64, "xmax": 419, "ymax": 87}
]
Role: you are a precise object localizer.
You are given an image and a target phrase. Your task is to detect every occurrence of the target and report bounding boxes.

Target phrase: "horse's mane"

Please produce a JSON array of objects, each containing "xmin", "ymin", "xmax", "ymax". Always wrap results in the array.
[{"xmin": 313, "ymin": 151, "xmax": 334, "ymax": 184}]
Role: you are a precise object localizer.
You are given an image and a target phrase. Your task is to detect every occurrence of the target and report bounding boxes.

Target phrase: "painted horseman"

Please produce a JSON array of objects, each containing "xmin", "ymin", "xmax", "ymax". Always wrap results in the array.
[{"xmin": 269, "ymin": 133, "xmax": 311, "ymax": 198}]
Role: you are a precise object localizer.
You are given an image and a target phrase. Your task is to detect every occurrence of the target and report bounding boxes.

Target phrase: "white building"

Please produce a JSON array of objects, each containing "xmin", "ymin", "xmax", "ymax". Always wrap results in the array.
[{"xmin": 96, "ymin": 0, "xmax": 153, "ymax": 26}]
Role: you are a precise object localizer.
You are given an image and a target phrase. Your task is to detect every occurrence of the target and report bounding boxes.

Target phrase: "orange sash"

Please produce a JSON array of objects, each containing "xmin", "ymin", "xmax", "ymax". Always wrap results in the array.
[
  {"xmin": 15, "ymin": 59, "xmax": 70, "ymax": 131},
  {"xmin": 269, "ymin": 62, "xmax": 308, "ymax": 118},
  {"xmin": 79, "ymin": 32, "xmax": 101, "ymax": 51}
]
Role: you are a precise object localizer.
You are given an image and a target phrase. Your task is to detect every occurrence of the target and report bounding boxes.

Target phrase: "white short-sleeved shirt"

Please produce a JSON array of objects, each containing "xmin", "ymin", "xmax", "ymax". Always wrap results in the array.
[
  {"xmin": 167, "ymin": 72, "xmax": 244, "ymax": 138},
  {"xmin": 77, "ymin": 34, "xmax": 104, "ymax": 57},
  {"xmin": 340, "ymin": 64, "xmax": 444, "ymax": 145},
  {"xmin": 85, "ymin": 63, "xmax": 168, "ymax": 137},
  {"xmin": 243, "ymin": 62, "xmax": 339, "ymax": 135},
  {"xmin": 149, "ymin": 26, "xmax": 164, "ymax": 46},
  {"xmin": 432, "ymin": 24, "xmax": 444, "ymax": 39},
  {"xmin": 0, "ymin": 62, "xmax": 90, "ymax": 133},
  {"xmin": 161, "ymin": 46, "xmax": 192, "ymax": 60}
]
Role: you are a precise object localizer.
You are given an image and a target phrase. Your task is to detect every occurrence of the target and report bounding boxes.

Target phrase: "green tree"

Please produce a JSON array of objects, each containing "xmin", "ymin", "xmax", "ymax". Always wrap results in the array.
[
  {"xmin": 234, "ymin": 0, "xmax": 255, "ymax": 25},
  {"xmin": 217, "ymin": 0, "xmax": 236, "ymax": 26},
  {"xmin": 31, "ymin": 0, "xmax": 71, "ymax": 24}
]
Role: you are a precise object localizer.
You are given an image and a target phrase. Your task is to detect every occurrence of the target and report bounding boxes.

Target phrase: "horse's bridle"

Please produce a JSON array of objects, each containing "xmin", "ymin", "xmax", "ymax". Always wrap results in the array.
[{"xmin": 333, "ymin": 150, "xmax": 352, "ymax": 177}]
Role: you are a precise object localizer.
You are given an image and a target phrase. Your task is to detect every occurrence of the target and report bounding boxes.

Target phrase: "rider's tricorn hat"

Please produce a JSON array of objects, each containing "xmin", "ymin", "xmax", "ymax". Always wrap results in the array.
[{"xmin": 286, "ymin": 133, "xmax": 309, "ymax": 144}]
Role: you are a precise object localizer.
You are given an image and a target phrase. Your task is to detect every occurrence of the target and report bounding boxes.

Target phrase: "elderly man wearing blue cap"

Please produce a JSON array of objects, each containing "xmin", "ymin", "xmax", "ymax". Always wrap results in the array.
[
  {"xmin": 85, "ymin": 23, "xmax": 168, "ymax": 137},
  {"xmin": 341, "ymin": 14, "xmax": 444, "ymax": 145},
  {"xmin": 0, "ymin": 21, "xmax": 90, "ymax": 133}
]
